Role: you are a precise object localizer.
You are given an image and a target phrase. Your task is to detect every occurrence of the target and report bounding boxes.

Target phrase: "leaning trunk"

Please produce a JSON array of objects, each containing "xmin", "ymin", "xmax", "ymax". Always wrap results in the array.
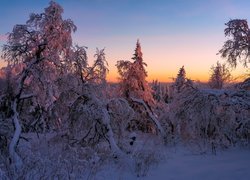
[
  {"xmin": 9, "ymin": 99, "xmax": 22, "ymax": 170},
  {"xmin": 131, "ymin": 97, "xmax": 164, "ymax": 137},
  {"xmin": 101, "ymin": 107, "xmax": 123, "ymax": 157}
]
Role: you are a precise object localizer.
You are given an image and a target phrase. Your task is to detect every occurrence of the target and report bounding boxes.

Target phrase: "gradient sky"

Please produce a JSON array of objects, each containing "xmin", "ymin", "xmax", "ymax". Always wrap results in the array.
[{"xmin": 1, "ymin": 0, "xmax": 250, "ymax": 82}]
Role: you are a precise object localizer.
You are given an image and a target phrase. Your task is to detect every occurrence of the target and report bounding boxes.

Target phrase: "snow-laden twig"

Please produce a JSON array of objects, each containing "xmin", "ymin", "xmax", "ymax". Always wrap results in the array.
[{"xmin": 19, "ymin": 93, "xmax": 35, "ymax": 100}]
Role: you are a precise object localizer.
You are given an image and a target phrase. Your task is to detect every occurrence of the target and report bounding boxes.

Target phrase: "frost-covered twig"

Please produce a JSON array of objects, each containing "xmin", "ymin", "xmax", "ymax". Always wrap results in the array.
[{"xmin": 19, "ymin": 93, "xmax": 35, "ymax": 100}]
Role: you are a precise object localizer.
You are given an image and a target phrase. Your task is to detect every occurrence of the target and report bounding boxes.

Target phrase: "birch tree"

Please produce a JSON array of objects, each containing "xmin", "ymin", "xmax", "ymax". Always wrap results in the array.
[
  {"xmin": 209, "ymin": 61, "xmax": 231, "ymax": 89},
  {"xmin": 1, "ymin": 1, "xmax": 76, "ymax": 170},
  {"xmin": 219, "ymin": 19, "xmax": 250, "ymax": 68}
]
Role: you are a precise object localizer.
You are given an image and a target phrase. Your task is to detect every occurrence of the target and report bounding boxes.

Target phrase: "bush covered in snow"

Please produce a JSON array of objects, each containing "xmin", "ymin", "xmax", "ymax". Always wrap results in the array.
[{"xmin": 166, "ymin": 80, "xmax": 250, "ymax": 152}]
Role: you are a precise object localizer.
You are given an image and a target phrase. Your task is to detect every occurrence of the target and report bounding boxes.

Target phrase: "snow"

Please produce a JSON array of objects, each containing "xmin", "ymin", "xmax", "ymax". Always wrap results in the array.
[
  {"xmin": 93, "ymin": 146, "xmax": 250, "ymax": 180},
  {"xmin": 145, "ymin": 147, "xmax": 250, "ymax": 180},
  {"xmin": 7, "ymin": 132, "xmax": 250, "ymax": 179}
]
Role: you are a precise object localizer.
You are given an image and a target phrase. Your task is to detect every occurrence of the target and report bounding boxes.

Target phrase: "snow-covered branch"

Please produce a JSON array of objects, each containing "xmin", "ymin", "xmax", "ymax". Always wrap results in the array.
[
  {"xmin": 130, "ymin": 97, "xmax": 164, "ymax": 136},
  {"xmin": 19, "ymin": 93, "xmax": 35, "ymax": 100}
]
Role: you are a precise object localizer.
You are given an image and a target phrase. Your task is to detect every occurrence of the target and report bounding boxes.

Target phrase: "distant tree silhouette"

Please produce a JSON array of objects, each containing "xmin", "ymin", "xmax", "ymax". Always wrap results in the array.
[
  {"xmin": 174, "ymin": 66, "xmax": 186, "ymax": 93},
  {"xmin": 219, "ymin": 19, "xmax": 250, "ymax": 68},
  {"xmin": 209, "ymin": 61, "xmax": 231, "ymax": 89}
]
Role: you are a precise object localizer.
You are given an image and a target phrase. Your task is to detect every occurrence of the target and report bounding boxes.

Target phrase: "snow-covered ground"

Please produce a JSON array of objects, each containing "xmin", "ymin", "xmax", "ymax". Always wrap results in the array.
[
  {"xmin": 145, "ymin": 147, "xmax": 250, "ymax": 180},
  {"xmin": 94, "ymin": 146, "xmax": 250, "ymax": 180}
]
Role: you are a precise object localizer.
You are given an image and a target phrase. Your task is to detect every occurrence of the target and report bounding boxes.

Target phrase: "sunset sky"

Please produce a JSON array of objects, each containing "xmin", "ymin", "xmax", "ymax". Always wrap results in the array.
[{"xmin": 0, "ymin": 0, "xmax": 250, "ymax": 82}]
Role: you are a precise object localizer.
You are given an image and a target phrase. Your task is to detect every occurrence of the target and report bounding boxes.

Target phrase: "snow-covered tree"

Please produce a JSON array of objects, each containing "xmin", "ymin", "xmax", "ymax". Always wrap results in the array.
[
  {"xmin": 116, "ymin": 40, "xmax": 154, "ymax": 105},
  {"xmin": 1, "ymin": 1, "xmax": 76, "ymax": 170},
  {"xmin": 116, "ymin": 40, "xmax": 164, "ymax": 136},
  {"xmin": 69, "ymin": 46, "xmax": 108, "ymax": 87},
  {"xmin": 173, "ymin": 66, "xmax": 186, "ymax": 94},
  {"xmin": 152, "ymin": 80, "xmax": 169, "ymax": 103},
  {"xmin": 70, "ymin": 45, "xmax": 88, "ymax": 83},
  {"xmin": 219, "ymin": 19, "xmax": 250, "ymax": 68},
  {"xmin": 167, "ymin": 74, "xmax": 250, "ymax": 152},
  {"xmin": 68, "ymin": 84, "xmax": 124, "ymax": 156},
  {"xmin": 84, "ymin": 48, "xmax": 109, "ymax": 84},
  {"xmin": 209, "ymin": 61, "xmax": 231, "ymax": 89}
]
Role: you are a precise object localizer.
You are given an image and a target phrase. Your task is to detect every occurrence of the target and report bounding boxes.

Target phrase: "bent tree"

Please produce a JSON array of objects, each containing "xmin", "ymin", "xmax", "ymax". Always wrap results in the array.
[{"xmin": 2, "ymin": 1, "xmax": 76, "ymax": 170}]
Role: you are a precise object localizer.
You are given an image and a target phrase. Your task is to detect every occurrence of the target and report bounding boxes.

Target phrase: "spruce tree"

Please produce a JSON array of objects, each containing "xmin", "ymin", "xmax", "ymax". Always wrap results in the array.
[
  {"xmin": 116, "ymin": 40, "xmax": 154, "ymax": 105},
  {"xmin": 174, "ymin": 66, "xmax": 186, "ymax": 93}
]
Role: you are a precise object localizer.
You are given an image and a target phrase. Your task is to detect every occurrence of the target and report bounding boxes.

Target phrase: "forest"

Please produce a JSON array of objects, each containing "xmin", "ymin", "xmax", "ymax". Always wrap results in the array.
[{"xmin": 0, "ymin": 1, "xmax": 249, "ymax": 179}]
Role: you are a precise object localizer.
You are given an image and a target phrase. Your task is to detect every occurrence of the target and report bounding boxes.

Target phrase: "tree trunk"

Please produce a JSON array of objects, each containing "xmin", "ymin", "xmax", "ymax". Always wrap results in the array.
[
  {"xmin": 101, "ymin": 107, "xmax": 123, "ymax": 157},
  {"xmin": 9, "ymin": 99, "xmax": 22, "ymax": 170}
]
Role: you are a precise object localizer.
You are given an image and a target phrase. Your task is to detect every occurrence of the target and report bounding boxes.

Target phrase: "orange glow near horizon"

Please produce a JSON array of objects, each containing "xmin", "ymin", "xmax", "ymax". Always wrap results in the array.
[
  {"xmin": 102, "ymin": 35, "xmax": 247, "ymax": 83},
  {"xmin": 0, "ymin": 34, "xmax": 247, "ymax": 84},
  {"xmin": 106, "ymin": 65, "xmax": 246, "ymax": 83},
  {"xmin": 0, "ymin": 53, "xmax": 247, "ymax": 84}
]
